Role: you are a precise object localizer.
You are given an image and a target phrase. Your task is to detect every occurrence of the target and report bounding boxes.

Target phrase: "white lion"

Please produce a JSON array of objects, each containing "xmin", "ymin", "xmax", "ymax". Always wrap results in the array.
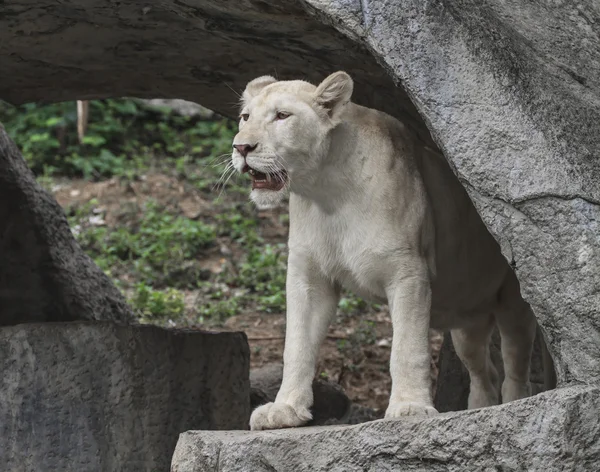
[{"xmin": 231, "ymin": 71, "xmax": 551, "ymax": 431}]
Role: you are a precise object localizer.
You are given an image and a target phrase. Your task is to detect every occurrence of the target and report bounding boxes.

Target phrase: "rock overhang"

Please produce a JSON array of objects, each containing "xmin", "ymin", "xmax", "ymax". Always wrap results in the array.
[{"xmin": 0, "ymin": 0, "xmax": 433, "ymax": 146}]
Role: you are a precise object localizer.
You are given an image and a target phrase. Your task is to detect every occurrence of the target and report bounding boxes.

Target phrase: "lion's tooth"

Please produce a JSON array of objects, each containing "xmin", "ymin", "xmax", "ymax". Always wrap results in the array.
[{"xmin": 267, "ymin": 174, "xmax": 272, "ymax": 182}]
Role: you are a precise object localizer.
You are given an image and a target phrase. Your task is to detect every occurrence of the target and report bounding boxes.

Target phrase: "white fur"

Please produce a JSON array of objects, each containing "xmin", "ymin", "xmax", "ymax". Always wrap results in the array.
[{"xmin": 232, "ymin": 72, "xmax": 540, "ymax": 431}]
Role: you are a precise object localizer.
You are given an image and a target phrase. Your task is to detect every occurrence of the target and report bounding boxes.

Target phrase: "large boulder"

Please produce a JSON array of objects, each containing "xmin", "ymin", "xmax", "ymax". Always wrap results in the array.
[
  {"xmin": 0, "ymin": 322, "xmax": 250, "ymax": 472},
  {"xmin": 0, "ymin": 126, "xmax": 134, "ymax": 325}
]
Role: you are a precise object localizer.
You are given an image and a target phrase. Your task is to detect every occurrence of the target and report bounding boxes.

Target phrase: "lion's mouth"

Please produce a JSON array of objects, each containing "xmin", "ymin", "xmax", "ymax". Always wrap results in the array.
[{"xmin": 243, "ymin": 164, "xmax": 287, "ymax": 191}]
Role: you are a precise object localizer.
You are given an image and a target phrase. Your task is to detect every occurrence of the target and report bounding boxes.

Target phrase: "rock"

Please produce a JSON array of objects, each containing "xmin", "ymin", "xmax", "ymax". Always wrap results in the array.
[
  {"xmin": 0, "ymin": 127, "xmax": 134, "ymax": 325},
  {"xmin": 249, "ymin": 364, "xmax": 284, "ymax": 408},
  {"xmin": 0, "ymin": 0, "xmax": 433, "ymax": 148},
  {"xmin": 337, "ymin": 403, "xmax": 383, "ymax": 426},
  {"xmin": 137, "ymin": 98, "xmax": 215, "ymax": 119},
  {"xmin": 172, "ymin": 385, "xmax": 600, "ymax": 471},
  {"xmin": 250, "ymin": 363, "xmax": 351, "ymax": 425},
  {"xmin": 314, "ymin": 0, "xmax": 600, "ymax": 385},
  {"xmin": 0, "ymin": 322, "xmax": 250, "ymax": 472},
  {"xmin": 309, "ymin": 379, "xmax": 352, "ymax": 425}
]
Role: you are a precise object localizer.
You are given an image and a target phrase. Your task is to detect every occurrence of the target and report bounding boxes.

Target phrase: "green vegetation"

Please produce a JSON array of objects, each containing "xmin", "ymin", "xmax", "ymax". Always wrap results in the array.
[
  {"xmin": 0, "ymin": 98, "xmax": 375, "ymax": 327},
  {"xmin": 130, "ymin": 283, "xmax": 186, "ymax": 322},
  {"xmin": 0, "ymin": 99, "xmax": 235, "ymax": 180},
  {"xmin": 69, "ymin": 199, "xmax": 216, "ymax": 286}
]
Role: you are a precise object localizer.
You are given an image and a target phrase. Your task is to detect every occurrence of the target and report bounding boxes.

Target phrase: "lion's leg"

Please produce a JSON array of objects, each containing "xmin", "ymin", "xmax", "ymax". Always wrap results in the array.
[
  {"xmin": 385, "ymin": 262, "xmax": 438, "ymax": 418},
  {"xmin": 451, "ymin": 314, "xmax": 500, "ymax": 409},
  {"xmin": 495, "ymin": 274, "xmax": 537, "ymax": 403},
  {"xmin": 494, "ymin": 305, "xmax": 536, "ymax": 403},
  {"xmin": 249, "ymin": 251, "xmax": 339, "ymax": 431}
]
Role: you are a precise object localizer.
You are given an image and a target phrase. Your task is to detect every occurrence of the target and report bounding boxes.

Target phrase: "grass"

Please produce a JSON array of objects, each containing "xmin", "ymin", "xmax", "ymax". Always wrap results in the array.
[
  {"xmin": 0, "ymin": 98, "xmax": 375, "ymax": 327},
  {"xmin": 69, "ymin": 199, "xmax": 216, "ymax": 287},
  {"xmin": 130, "ymin": 283, "xmax": 186, "ymax": 322}
]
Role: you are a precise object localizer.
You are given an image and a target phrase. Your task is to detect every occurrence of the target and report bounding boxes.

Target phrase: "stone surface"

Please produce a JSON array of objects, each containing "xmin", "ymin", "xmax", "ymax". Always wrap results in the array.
[
  {"xmin": 312, "ymin": 0, "xmax": 600, "ymax": 386},
  {"xmin": 0, "ymin": 126, "xmax": 134, "ymax": 325},
  {"xmin": 0, "ymin": 322, "xmax": 250, "ymax": 472},
  {"xmin": 137, "ymin": 98, "xmax": 215, "ymax": 119},
  {"xmin": 0, "ymin": 0, "xmax": 433, "ymax": 147},
  {"xmin": 250, "ymin": 363, "xmax": 352, "ymax": 425},
  {"xmin": 172, "ymin": 385, "xmax": 600, "ymax": 471}
]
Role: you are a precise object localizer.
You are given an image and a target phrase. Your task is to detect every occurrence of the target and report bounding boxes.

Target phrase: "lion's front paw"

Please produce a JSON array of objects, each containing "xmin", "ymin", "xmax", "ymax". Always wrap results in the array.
[
  {"xmin": 385, "ymin": 401, "xmax": 439, "ymax": 419},
  {"xmin": 250, "ymin": 402, "xmax": 313, "ymax": 431}
]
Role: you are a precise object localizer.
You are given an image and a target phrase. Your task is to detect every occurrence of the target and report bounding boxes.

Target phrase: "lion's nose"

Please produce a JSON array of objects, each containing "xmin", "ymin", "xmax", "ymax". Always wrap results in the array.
[{"xmin": 233, "ymin": 144, "xmax": 257, "ymax": 158}]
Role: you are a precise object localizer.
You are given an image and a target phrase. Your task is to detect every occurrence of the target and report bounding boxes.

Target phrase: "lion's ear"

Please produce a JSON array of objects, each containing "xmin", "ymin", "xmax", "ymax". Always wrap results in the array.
[
  {"xmin": 242, "ymin": 75, "xmax": 278, "ymax": 105},
  {"xmin": 314, "ymin": 71, "xmax": 353, "ymax": 120}
]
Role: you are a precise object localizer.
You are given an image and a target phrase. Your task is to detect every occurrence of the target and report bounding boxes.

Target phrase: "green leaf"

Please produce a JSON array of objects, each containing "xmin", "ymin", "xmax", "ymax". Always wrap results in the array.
[{"xmin": 81, "ymin": 135, "xmax": 107, "ymax": 147}]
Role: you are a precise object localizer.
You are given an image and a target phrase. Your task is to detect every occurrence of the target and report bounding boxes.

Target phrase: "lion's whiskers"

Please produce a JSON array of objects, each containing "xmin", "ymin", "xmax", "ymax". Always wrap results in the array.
[
  {"xmin": 217, "ymin": 166, "xmax": 239, "ymax": 200},
  {"xmin": 205, "ymin": 153, "xmax": 233, "ymax": 168},
  {"xmin": 274, "ymin": 153, "xmax": 292, "ymax": 189},
  {"xmin": 214, "ymin": 162, "xmax": 236, "ymax": 193}
]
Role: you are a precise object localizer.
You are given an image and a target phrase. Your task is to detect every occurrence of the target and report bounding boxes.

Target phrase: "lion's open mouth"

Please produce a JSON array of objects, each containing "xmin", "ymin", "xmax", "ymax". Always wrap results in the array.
[{"xmin": 242, "ymin": 164, "xmax": 287, "ymax": 191}]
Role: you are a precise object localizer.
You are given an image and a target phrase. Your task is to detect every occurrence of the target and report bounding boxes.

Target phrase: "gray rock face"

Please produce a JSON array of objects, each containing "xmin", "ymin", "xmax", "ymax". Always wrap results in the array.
[
  {"xmin": 172, "ymin": 385, "xmax": 600, "ymax": 471},
  {"xmin": 0, "ymin": 322, "xmax": 250, "ymax": 472},
  {"xmin": 311, "ymin": 0, "xmax": 600, "ymax": 385},
  {"xmin": 0, "ymin": 0, "xmax": 434, "ymax": 147},
  {"xmin": 0, "ymin": 126, "xmax": 134, "ymax": 325}
]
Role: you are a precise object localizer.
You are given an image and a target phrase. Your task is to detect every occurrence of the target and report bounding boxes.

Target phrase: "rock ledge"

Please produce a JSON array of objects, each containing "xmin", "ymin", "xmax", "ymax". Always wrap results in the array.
[{"xmin": 172, "ymin": 386, "xmax": 600, "ymax": 472}]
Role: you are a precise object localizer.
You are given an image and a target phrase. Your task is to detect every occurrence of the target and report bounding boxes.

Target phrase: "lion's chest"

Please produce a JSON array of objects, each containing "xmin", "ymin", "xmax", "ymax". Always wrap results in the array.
[{"xmin": 291, "ymin": 206, "xmax": 390, "ymax": 302}]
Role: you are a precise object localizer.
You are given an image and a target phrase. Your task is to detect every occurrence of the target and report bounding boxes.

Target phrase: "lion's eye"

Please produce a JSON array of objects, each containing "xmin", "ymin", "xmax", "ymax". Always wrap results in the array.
[
  {"xmin": 276, "ymin": 111, "xmax": 290, "ymax": 120},
  {"xmin": 241, "ymin": 113, "xmax": 249, "ymax": 121}
]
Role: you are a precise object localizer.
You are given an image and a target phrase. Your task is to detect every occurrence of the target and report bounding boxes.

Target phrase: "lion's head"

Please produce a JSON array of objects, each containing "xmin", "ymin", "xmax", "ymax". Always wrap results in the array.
[{"xmin": 231, "ymin": 71, "xmax": 353, "ymax": 208}]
